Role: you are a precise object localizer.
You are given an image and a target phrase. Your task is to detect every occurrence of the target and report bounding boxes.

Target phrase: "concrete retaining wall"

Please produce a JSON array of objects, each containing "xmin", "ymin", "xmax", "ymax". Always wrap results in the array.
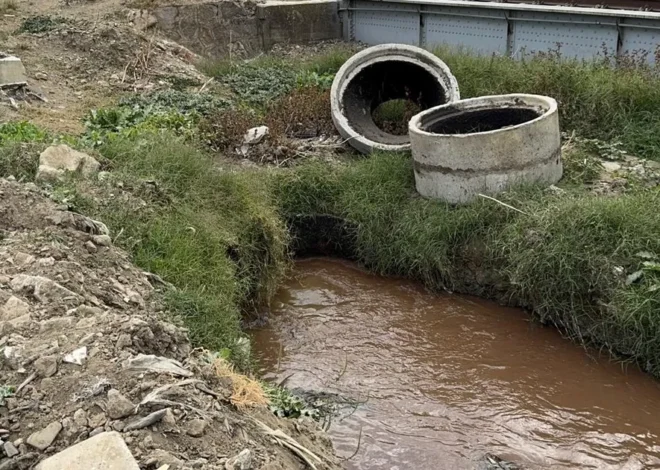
[{"xmin": 152, "ymin": 0, "xmax": 342, "ymax": 58}]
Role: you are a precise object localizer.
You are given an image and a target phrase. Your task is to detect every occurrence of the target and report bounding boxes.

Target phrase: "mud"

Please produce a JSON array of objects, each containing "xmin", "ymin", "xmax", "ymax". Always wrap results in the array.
[{"xmin": 252, "ymin": 258, "xmax": 660, "ymax": 470}]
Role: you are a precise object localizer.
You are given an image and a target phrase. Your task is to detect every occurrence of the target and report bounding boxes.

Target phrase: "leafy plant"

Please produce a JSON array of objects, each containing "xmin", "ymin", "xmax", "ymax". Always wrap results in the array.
[
  {"xmin": 0, "ymin": 121, "xmax": 49, "ymax": 144},
  {"xmin": 18, "ymin": 16, "xmax": 65, "ymax": 34},
  {"xmin": 221, "ymin": 64, "xmax": 297, "ymax": 106},
  {"xmin": 264, "ymin": 385, "xmax": 320, "ymax": 420},
  {"xmin": 0, "ymin": 385, "xmax": 15, "ymax": 406},
  {"xmin": 119, "ymin": 90, "xmax": 231, "ymax": 118},
  {"xmin": 296, "ymin": 71, "xmax": 335, "ymax": 90}
]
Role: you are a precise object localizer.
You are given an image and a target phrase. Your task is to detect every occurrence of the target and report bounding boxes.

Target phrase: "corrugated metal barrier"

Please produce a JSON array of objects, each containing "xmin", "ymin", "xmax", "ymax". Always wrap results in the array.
[{"xmin": 340, "ymin": 0, "xmax": 660, "ymax": 63}]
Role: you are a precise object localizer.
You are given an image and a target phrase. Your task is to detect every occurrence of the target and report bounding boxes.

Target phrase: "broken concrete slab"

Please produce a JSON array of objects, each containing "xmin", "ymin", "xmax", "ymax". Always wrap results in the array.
[
  {"xmin": 36, "ymin": 145, "xmax": 100, "ymax": 183},
  {"xmin": 0, "ymin": 55, "xmax": 27, "ymax": 87},
  {"xmin": 35, "ymin": 431, "xmax": 140, "ymax": 470}
]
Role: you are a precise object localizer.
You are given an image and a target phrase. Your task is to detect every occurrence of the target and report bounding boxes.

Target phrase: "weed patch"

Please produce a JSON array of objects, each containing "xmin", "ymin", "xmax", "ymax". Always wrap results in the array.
[{"xmin": 18, "ymin": 16, "xmax": 65, "ymax": 34}]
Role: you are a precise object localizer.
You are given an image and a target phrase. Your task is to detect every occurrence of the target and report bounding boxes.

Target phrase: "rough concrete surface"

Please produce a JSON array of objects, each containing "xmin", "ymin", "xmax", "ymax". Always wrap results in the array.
[
  {"xmin": 409, "ymin": 94, "xmax": 563, "ymax": 203},
  {"xmin": 257, "ymin": 0, "xmax": 342, "ymax": 50},
  {"xmin": 153, "ymin": 0, "xmax": 342, "ymax": 58},
  {"xmin": 0, "ymin": 56, "xmax": 27, "ymax": 86},
  {"xmin": 331, "ymin": 43, "xmax": 460, "ymax": 154},
  {"xmin": 35, "ymin": 432, "xmax": 140, "ymax": 470}
]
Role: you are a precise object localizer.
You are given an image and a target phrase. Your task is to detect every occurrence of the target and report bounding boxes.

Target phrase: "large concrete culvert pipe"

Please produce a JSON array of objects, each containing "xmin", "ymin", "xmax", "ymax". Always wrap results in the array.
[
  {"xmin": 409, "ymin": 94, "xmax": 562, "ymax": 204},
  {"xmin": 331, "ymin": 44, "xmax": 460, "ymax": 154}
]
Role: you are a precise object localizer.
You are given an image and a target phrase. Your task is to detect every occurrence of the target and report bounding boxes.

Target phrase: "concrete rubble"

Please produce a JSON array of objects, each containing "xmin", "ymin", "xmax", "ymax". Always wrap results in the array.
[
  {"xmin": 36, "ymin": 145, "xmax": 100, "ymax": 183},
  {"xmin": 0, "ymin": 55, "xmax": 27, "ymax": 87}
]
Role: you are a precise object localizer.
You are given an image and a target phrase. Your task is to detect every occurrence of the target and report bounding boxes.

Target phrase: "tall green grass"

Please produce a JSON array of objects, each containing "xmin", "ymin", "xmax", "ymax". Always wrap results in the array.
[
  {"xmin": 274, "ymin": 154, "xmax": 660, "ymax": 376},
  {"xmin": 435, "ymin": 48, "xmax": 660, "ymax": 160},
  {"xmin": 85, "ymin": 135, "xmax": 289, "ymax": 351}
]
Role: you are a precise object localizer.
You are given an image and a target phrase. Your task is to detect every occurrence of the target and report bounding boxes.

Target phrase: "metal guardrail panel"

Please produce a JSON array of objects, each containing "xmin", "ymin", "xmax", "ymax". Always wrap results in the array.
[
  {"xmin": 348, "ymin": 0, "xmax": 660, "ymax": 64},
  {"xmin": 422, "ymin": 6, "xmax": 508, "ymax": 54},
  {"xmin": 620, "ymin": 18, "xmax": 660, "ymax": 64},
  {"xmin": 509, "ymin": 11, "xmax": 618, "ymax": 59},
  {"xmin": 352, "ymin": 1, "xmax": 420, "ymax": 45}
]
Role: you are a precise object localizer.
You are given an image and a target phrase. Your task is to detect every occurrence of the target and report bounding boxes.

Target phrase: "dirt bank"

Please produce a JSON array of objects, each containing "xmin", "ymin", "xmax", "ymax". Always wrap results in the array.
[{"xmin": 0, "ymin": 177, "xmax": 340, "ymax": 469}]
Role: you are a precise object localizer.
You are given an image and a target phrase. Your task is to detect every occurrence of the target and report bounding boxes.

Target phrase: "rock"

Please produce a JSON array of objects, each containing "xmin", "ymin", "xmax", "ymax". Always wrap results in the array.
[
  {"xmin": 478, "ymin": 453, "xmax": 522, "ymax": 470},
  {"xmin": 27, "ymin": 421, "xmax": 62, "ymax": 450},
  {"xmin": 85, "ymin": 241, "xmax": 98, "ymax": 253},
  {"xmin": 106, "ymin": 389, "xmax": 135, "ymax": 419},
  {"xmin": 243, "ymin": 126, "xmax": 269, "ymax": 145},
  {"xmin": 115, "ymin": 333, "xmax": 132, "ymax": 349},
  {"xmin": 602, "ymin": 161, "xmax": 622, "ymax": 173},
  {"xmin": 14, "ymin": 252, "xmax": 35, "ymax": 266},
  {"xmin": 89, "ymin": 427, "xmax": 104, "ymax": 437},
  {"xmin": 34, "ymin": 355, "xmax": 58, "ymax": 377},
  {"xmin": 162, "ymin": 408, "xmax": 176, "ymax": 427},
  {"xmin": 124, "ymin": 354, "xmax": 193, "ymax": 377},
  {"xmin": 73, "ymin": 409, "xmax": 88, "ymax": 428},
  {"xmin": 35, "ymin": 431, "xmax": 140, "ymax": 470},
  {"xmin": 123, "ymin": 408, "xmax": 169, "ymax": 431},
  {"xmin": 185, "ymin": 419, "xmax": 207, "ymax": 437},
  {"xmin": 225, "ymin": 449, "xmax": 252, "ymax": 470},
  {"xmin": 11, "ymin": 275, "xmax": 80, "ymax": 304},
  {"xmin": 8, "ymin": 314, "xmax": 32, "ymax": 329},
  {"xmin": 0, "ymin": 296, "xmax": 29, "ymax": 321},
  {"xmin": 88, "ymin": 413, "xmax": 106, "ymax": 429},
  {"xmin": 35, "ymin": 72, "xmax": 48, "ymax": 81},
  {"xmin": 36, "ymin": 145, "xmax": 100, "ymax": 183},
  {"xmin": 63, "ymin": 346, "xmax": 87, "ymax": 366},
  {"xmin": 91, "ymin": 235, "xmax": 112, "ymax": 247},
  {"xmin": 145, "ymin": 449, "xmax": 184, "ymax": 469},
  {"xmin": 3, "ymin": 441, "xmax": 18, "ymax": 457},
  {"xmin": 41, "ymin": 317, "xmax": 74, "ymax": 334}
]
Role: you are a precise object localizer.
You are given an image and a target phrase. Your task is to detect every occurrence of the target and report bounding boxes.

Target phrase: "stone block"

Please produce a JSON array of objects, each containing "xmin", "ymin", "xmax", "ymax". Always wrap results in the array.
[{"xmin": 35, "ymin": 431, "xmax": 140, "ymax": 470}]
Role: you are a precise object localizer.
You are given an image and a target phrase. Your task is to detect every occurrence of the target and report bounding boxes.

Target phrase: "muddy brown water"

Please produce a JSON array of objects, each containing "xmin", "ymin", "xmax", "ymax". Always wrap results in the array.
[{"xmin": 251, "ymin": 258, "xmax": 660, "ymax": 470}]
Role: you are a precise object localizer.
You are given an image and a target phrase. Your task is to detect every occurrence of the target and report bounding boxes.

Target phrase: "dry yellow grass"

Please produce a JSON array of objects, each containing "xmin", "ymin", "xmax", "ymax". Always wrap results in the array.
[{"xmin": 213, "ymin": 357, "xmax": 269, "ymax": 409}]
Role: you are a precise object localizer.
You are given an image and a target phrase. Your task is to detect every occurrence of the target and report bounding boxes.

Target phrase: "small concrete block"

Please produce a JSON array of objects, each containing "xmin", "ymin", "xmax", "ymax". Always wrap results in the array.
[
  {"xmin": 0, "ymin": 56, "xmax": 27, "ymax": 86},
  {"xmin": 35, "ymin": 431, "xmax": 140, "ymax": 470}
]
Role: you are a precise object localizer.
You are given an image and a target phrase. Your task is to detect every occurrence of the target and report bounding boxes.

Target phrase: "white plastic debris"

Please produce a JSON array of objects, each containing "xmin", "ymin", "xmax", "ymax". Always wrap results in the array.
[
  {"xmin": 243, "ymin": 126, "xmax": 269, "ymax": 145},
  {"xmin": 63, "ymin": 346, "xmax": 88, "ymax": 365},
  {"xmin": 124, "ymin": 354, "xmax": 193, "ymax": 377}
]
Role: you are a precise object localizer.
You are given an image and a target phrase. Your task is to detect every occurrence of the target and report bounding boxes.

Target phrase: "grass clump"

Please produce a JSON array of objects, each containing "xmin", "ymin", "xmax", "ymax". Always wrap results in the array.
[{"xmin": 69, "ymin": 133, "xmax": 289, "ymax": 352}]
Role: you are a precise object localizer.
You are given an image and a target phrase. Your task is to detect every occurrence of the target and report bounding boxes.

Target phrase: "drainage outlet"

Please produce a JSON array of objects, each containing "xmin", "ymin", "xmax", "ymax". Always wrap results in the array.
[
  {"xmin": 331, "ymin": 44, "xmax": 460, "ymax": 155},
  {"xmin": 409, "ymin": 94, "xmax": 562, "ymax": 204}
]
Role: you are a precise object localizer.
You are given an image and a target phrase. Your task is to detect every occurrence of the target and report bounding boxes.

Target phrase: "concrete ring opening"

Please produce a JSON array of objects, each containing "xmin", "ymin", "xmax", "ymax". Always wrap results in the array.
[
  {"xmin": 409, "ymin": 94, "xmax": 563, "ymax": 204},
  {"xmin": 331, "ymin": 44, "xmax": 460, "ymax": 154}
]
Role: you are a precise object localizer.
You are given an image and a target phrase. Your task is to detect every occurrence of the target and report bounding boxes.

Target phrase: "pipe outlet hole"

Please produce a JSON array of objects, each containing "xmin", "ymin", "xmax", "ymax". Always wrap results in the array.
[{"xmin": 372, "ymin": 99, "xmax": 422, "ymax": 136}]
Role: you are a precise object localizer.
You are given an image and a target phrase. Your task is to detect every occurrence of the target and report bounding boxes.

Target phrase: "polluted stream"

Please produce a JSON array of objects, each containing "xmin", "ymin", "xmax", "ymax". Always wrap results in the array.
[{"xmin": 250, "ymin": 258, "xmax": 660, "ymax": 469}]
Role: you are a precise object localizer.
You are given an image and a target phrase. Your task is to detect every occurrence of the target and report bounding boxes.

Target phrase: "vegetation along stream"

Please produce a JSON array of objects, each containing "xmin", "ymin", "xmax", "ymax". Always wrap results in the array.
[{"xmin": 252, "ymin": 258, "xmax": 660, "ymax": 470}]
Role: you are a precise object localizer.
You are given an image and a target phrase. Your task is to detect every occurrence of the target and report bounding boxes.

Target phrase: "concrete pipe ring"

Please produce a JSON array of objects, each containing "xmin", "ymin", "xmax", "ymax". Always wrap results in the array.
[
  {"xmin": 330, "ymin": 44, "xmax": 460, "ymax": 154},
  {"xmin": 409, "ymin": 94, "xmax": 562, "ymax": 204}
]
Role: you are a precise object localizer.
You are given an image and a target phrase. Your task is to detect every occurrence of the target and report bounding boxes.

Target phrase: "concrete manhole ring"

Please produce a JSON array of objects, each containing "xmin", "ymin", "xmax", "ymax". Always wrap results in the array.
[
  {"xmin": 409, "ymin": 94, "xmax": 563, "ymax": 204},
  {"xmin": 330, "ymin": 44, "xmax": 460, "ymax": 154}
]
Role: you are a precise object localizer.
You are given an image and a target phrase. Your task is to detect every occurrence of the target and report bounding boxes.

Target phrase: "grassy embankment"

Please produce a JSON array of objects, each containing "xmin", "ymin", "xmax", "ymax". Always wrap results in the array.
[{"xmin": 2, "ymin": 48, "xmax": 660, "ymax": 374}]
